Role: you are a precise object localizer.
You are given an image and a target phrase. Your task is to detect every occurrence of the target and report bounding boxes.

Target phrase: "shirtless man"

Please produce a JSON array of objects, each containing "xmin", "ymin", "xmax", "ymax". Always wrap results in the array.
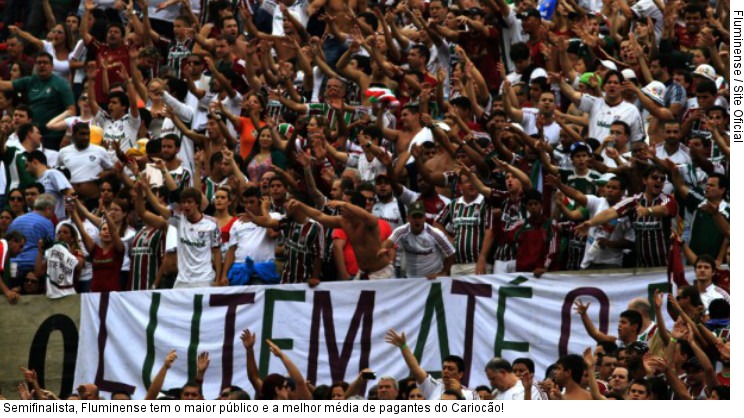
[
  {"xmin": 379, "ymin": 103, "xmax": 426, "ymax": 159},
  {"xmin": 290, "ymin": 193, "xmax": 394, "ymax": 279}
]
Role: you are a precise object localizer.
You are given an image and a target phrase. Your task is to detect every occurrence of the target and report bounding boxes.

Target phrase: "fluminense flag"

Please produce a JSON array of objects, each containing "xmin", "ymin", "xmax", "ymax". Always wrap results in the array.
[{"xmin": 365, "ymin": 87, "xmax": 400, "ymax": 107}]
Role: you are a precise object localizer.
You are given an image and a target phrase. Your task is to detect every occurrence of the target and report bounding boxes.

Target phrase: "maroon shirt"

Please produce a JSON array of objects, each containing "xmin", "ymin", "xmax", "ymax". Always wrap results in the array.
[
  {"xmin": 90, "ymin": 244, "xmax": 125, "ymax": 293},
  {"xmin": 87, "ymin": 40, "xmax": 131, "ymax": 104}
]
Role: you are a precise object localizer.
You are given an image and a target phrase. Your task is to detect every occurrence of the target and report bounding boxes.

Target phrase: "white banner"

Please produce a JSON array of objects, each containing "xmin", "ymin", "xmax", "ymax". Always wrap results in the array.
[{"xmin": 74, "ymin": 272, "xmax": 672, "ymax": 398}]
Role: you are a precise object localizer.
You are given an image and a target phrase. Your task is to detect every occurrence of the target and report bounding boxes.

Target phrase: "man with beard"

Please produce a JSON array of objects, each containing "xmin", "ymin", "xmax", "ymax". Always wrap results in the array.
[
  {"xmin": 158, "ymin": 134, "xmax": 192, "ymax": 193},
  {"xmin": 503, "ymin": 84, "xmax": 560, "ymax": 146},
  {"xmin": 386, "ymin": 329, "xmax": 479, "ymax": 400},
  {"xmin": 577, "ymin": 166, "xmax": 677, "ymax": 267},
  {"xmin": 556, "ymin": 70, "xmax": 645, "ymax": 143},
  {"xmin": 655, "ymin": 121, "xmax": 692, "ymax": 174},
  {"xmin": 56, "ymin": 124, "xmax": 114, "ymax": 201}
]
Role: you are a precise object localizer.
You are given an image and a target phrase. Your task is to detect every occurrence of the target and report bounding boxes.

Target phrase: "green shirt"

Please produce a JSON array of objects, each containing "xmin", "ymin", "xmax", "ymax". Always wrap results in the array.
[
  {"xmin": 559, "ymin": 168, "xmax": 602, "ymax": 196},
  {"xmin": 12, "ymin": 74, "xmax": 74, "ymax": 128},
  {"xmin": 2, "ymin": 145, "xmax": 36, "ymax": 195},
  {"xmin": 685, "ymin": 189, "xmax": 730, "ymax": 257}
]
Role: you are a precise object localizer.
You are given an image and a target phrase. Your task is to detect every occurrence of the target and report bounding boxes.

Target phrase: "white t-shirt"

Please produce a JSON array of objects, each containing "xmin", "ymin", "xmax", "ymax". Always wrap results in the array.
[
  {"xmin": 358, "ymin": 153, "xmax": 389, "ymax": 182},
  {"xmin": 95, "ymin": 109, "xmax": 141, "ymax": 153},
  {"xmin": 420, "ymin": 375, "xmax": 479, "ymax": 400},
  {"xmin": 581, "ymin": 195, "xmax": 635, "ymax": 268},
  {"xmin": 520, "ymin": 108, "xmax": 560, "ymax": 146},
  {"xmin": 389, "ymin": 223, "xmax": 455, "ymax": 278},
  {"xmin": 228, "ymin": 214, "xmax": 282, "ymax": 263},
  {"xmin": 372, "ymin": 199, "xmax": 405, "ymax": 230},
  {"xmin": 57, "ymin": 144, "xmax": 114, "ymax": 183},
  {"xmin": 43, "ymin": 40, "xmax": 71, "ymax": 79},
  {"xmin": 492, "ymin": 381, "xmax": 544, "ymax": 400},
  {"xmin": 170, "ymin": 212, "xmax": 221, "ymax": 287},
  {"xmin": 269, "ymin": 0, "xmax": 310, "ymax": 36},
  {"xmin": 44, "ymin": 243, "xmax": 78, "ymax": 299},
  {"xmin": 56, "ymin": 219, "xmax": 97, "ymax": 284},
  {"xmin": 38, "ymin": 169, "xmax": 72, "ymax": 220},
  {"xmin": 578, "ymin": 95, "xmax": 645, "ymax": 143}
]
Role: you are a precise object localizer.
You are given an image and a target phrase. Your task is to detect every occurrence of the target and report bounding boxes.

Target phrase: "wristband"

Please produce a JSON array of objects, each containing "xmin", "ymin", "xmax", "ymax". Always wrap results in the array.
[
  {"xmin": 669, "ymin": 337, "xmax": 677, "ymax": 343},
  {"xmin": 400, "ymin": 343, "xmax": 408, "ymax": 351}
]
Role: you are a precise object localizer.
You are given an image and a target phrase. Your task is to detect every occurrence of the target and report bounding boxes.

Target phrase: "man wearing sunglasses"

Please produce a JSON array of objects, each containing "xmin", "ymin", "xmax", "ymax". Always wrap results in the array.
[{"xmin": 576, "ymin": 165, "xmax": 677, "ymax": 268}]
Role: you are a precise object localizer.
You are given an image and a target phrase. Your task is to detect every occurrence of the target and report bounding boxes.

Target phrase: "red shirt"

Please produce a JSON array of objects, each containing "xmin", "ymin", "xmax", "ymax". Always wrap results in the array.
[
  {"xmin": 87, "ymin": 40, "xmax": 130, "ymax": 104},
  {"xmin": 90, "ymin": 245, "xmax": 125, "ymax": 293},
  {"xmin": 332, "ymin": 219, "xmax": 392, "ymax": 276}
]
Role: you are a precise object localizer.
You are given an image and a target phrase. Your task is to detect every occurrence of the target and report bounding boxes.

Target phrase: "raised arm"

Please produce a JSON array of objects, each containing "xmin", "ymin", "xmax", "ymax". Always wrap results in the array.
[
  {"xmin": 240, "ymin": 329, "xmax": 263, "ymax": 395},
  {"xmin": 7, "ymin": 26, "xmax": 44, "ymax": 51},
  {"xmin": 266, "ymin": 339, "xmax": 312, "ymax": 400},
  {"xmin": 573, "ymin": 300, "xmax": 617, "ymax": 344},
  {"xmin": 385, "ymin": 329, "xmax": 427, "ymax": 384},
  {"xmin": 145, "ymin": 350, "xmax": 177, "ymax": 400}
]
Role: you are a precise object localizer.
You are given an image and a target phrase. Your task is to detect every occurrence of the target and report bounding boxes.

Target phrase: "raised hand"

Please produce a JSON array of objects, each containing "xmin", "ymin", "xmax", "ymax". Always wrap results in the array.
[
  {"xmin": 573, "ymin": 299, "xmax": 590, "ymax": 316},
  {"xmin": 163, "ymin": 349, "xmax": 177, "ymax": 369},
  {"xmin": 196, "ymin": 352, "xmax": 210, "ymax": 374},
  {"xmin": 384, "ymin": 329, "xmax": 407, "ymax": 348}
]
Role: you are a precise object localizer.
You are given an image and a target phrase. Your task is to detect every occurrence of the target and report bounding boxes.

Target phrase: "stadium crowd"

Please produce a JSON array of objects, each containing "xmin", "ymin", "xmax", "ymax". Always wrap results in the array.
[{"xmin": 0, "ymin": 0, "xmax": 731, "ymax": 401}]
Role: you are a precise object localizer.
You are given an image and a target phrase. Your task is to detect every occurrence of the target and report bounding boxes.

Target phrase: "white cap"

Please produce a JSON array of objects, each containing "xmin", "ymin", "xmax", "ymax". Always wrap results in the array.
[
  {"xmin": 694, "ymin": 64, "xmax": 717, "ymax": 81},
  {"xmin": 530, "ymin": 67, "xmax": 548, "ymax": 81},
  {"xmin": 621, "ymin": 68, "xmax": 637, "ymax": 80},
  {"xmin": 641, "ymin": 81, "xmax": 667, "ymax": 105},
  {"xmin": 599, "ymin": 60, "xmax": 618, "ymax": 71}
]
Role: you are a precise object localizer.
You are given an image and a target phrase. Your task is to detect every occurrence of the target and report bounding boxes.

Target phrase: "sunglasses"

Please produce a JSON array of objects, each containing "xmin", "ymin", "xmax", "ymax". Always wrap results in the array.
[{"xmin": 9, "ymin": 196, "xmax": 24, "ymax": 202}]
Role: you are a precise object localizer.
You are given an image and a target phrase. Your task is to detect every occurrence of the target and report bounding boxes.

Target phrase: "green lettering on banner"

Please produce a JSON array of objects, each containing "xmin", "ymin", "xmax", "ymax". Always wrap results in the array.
[
  {"xmin": 259, "ymin": 289, "xmax": 306, "ymax": 376},
  {"xmin": 647, "ymin": 282, "xmax": 671, "ymax": 321},
  {"xmin": 414, "ymin": 283, "xmax": 450, "ymax": 379},
  {"xmin": 495, "ymin": 284, "xmax": 532, "ymax": 357},
  {"xmin": 141, "ymin": 293, "xmax": 162, "ymax": 388},
  {"xmin": 187, "ymin": 295, "xmax": 204, "ymax": 381}
]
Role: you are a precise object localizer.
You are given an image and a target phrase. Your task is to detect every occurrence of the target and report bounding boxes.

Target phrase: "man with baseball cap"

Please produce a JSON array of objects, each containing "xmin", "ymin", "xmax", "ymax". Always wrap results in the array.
[{"xmin": 380, "ymin": 201, "xmax": 455, "ymax": 279}]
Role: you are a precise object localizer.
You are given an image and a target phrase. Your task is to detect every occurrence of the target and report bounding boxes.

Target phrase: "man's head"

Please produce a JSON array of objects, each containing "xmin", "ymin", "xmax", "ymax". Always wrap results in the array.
[
  {"xmin": 694, "ymin": 254, "xmax": 717, "ymax": 285},
  {"xmin": 694, "ymin": 80, "xmax": 717, "ymax": 110},
  {"xmin": 269, "ymin": 177, "xmax": 288, "ymax": 203},
  {"xmin": 642, "ymin": 166, "xmax": 666, "ymax": 197},
  {"xmin": 107, "ymin": 92, "xmax": 130, "ymax": 119},
  {"xmin": 569, "ymin": 142, "xmax": 591, "ymax": 172},
  {"xmin": 179, "ymin": 188, "xmax": 203, "ymax": 219},
  {"xmin": 704, "ymin": 173, "xmax": 727, "ymax": 202},
  {"xmin": 602, "ymin": 177, "xmax": 626, "ymax": 205},
  {"xmin": 517, "ymin": 7, "xmax": 542, "ymax": 34},
  {"xmin": 524, "ymin": 189, "xmax": 543, "ymax": 219},
  {"xmin": 512, "ymin": 358, "xmax": 535, "ymax": 379},
  {"xmin": 509, "ymin": 43, "xmax": 532, "ymax": 73},
  {"xmin": 324, "ymin": 78, "xmax": 346, "ymax": 100},
  {"xmin": 373, "ymin": 175, "xmax": 392, "ymax": 201},
  {"xmin": 24, "ymin": 183, "xmax": 44, "ymax": 209},
  {"xmin": 5, "ymin": 36, "xmax": 25, "ymax": 59},
  {"xmin": 627, "ymin": 297, "xmax": 652, "ymax": 324},
  {"xmin": 598, "ymin": 354, "xmax": 618, "ymax": 381},
  {"xmin": 35, "ymin": 52, "xmax": 54, "ymax": 79},
  {"xmin": 608, "ymin": 367, "xmax": 629, "ymax": 393},
  {"xmin": 553, "ymin": 354, "xmax": 585, "ymax": 386},
  {"xmin": 24, "ymin": 150, "xmax": 48, "ymax": 178},
  {"xmin": 18, "ymin": 123, "xmax": 42, "ymax": 148},
  {"xmin": 663, "ymin": 120, "xmax": 681, "ymax": 146},
  {"xmin": 105, "ymin": 22, "xmax": 125, "ymax": 48},
  {"xmin": 76, "ymin": 384, "xmax": 100, "ymax": 400},
  {"xmin": 407, "ymin": 44, "xmax": 430, "ymax": 72},
  {"xmin": 180, "ymin": 382, "xmax": 202, "ymax": 400},
  {"xmin": 240, "ymin": 186, "xmax": 261, "ymax": 214},
  {"xmin": 602, "ymin": 71, "xmax": 625, "ymax": 102},
  {"xmin": 376, "ymin": 377, "xmax": 399, "ymax": 400},
  {"xmin": 13, "ymin": 105, "xmax": 32, "ymax": 128},
  {"xmin": 485, "ymin": 357, "xmax": 517, "ymax": 391},
  {"xmin": 160, "ymin": 134, "xmax": 181, "ymax": 162},
  {"xmin": 407, "ymin": 201, "xmax": 427, "ymax": 234},
  {"xmin": 72, "ymin": 122, "xmax": 91, "ymax": 149},
  {"xmin": 618, "ymin": 309, "xmax": 643, "ymax": 340},
  {"xmin": 628, "ymin": 379, "xmax": 650, "ymax": 400},
  {"xmin": 682, "ymin": 358, "xmax": 705, "ymax": 387},
  {"xmin": 537, "ymin": 91, "xmax": 556, "ymax": 115},
  {"xmin": 442, "ymin": 355, "xmax": 465, "ymax": 383},
  {"xmin": 609, "ymin": 121, "xmax": 630, "ymax": 149},
  {"xmin": 111, "ymin": 391, "xmax": 132, "ymax": 400},
  {"xmin": 683, "ymin": 3, "xmax": 705, "ymax": 35},
  {"xmin": 4, "ymin": 230, "xmax": 26, "ymax": 256},
  {"xmin": 399, "ymin": 104, "xmax": 421, "ymax": 129}
]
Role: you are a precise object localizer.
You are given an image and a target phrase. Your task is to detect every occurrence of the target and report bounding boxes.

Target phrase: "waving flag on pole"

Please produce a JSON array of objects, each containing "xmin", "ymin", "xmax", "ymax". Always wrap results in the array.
[
  {"xmin": 365, "ymin": 87, "xmax": 400, "ymax": 108},
  {"xmin": 538, "ymin": 0, "xmax": 558, "ymax": 20}
]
